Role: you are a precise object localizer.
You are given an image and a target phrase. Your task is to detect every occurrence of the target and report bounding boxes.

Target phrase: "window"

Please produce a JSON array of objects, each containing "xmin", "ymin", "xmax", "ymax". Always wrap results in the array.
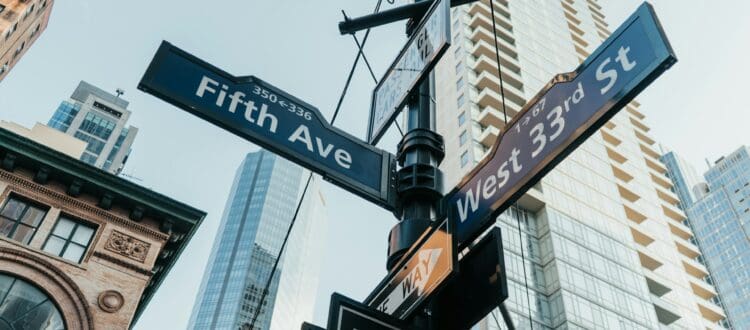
[
  {"xmin": 0, "ymin": 274, "xmax": 64, "ymax": 329},
  {"xmin": 5, "ymin": 23, "xmax": 18, "ymax": 40},
  {"xmin": 43, "ymin": 216, "xmax": 96, "ymax": 263},
  {"xmin": 456, "ymin": 77, "xmax": 464, "ymax": 90},
  {"xmin": 79, "ymin": 112, "xmax": 116, "ymax": 139},
  {"xmin": 30, "ymin": 24, "xmax": 41, "ymax": 39},
  {"xmin": 457, "ymin": 93, "xmax": 465, "ymax": 107},
  {"xmin": 0, "ymin": 196, "xmax": 47, "ymax": 245},
  {"xmin": 24, "ymin": 4, "xmax": 35, "ymax": 19},
  {"xmin": 12, "ymin": 42, "xmax": 25, "ymax": 60},
  {"xmin": 460, "ymin": 151, "xmax": 469, "ymax": 167},
  {"xmin": 459, "ymin": 130, "xmax": 468, "ymax": 146},
  {"xmin": 458, "ymin": 112, "xmax": 466, "ymax": 126},
  {"xmin": 0, "ymin": 4, "xmax": 5, "ymax": 14},
  {"xmin": 455, "ymin": 61, "xmax": 463, "ymax": 74},
  {"xmin": 0, "ymin": 63, "xmax": 7, "ymax": 76}
]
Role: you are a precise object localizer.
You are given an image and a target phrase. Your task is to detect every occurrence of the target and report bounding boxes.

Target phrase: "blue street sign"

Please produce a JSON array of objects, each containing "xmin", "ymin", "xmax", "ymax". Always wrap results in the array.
[
  {"xmin": 367, "ymin": 0, "xmax": 451, "ymax": 144},
  {"xmin": 139, "ymin": 42, "xmax": 396, "ymax": 210},
  {"xmin": 444, "ymin": 2, "xmax": 677, "ymax": 248}
]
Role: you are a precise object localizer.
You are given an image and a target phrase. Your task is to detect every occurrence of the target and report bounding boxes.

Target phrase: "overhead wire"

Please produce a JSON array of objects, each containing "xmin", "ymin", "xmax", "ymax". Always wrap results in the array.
[
  {"xmin": 488, "ymin": 0, "xmax": 532, "ymax": 328},
  {"xmin": 247, "ymin": 1, "xmax": 385, "ymax": 328}
]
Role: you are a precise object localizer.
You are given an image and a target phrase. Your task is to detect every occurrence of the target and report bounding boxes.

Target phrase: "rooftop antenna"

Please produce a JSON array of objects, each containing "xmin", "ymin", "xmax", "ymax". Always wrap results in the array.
[{"xmin": 115, "ymin": 88, "xmax": 125, "ymax": 98}]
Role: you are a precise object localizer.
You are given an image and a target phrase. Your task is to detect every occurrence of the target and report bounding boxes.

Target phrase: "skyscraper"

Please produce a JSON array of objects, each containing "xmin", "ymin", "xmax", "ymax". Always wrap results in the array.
[
  {"xmin": 47, "ymin": 81, "xmax": 138, "ymax": 174},
  {"xmin": 0, "ymin": 0, "xmax": 53, "ymax": 83},
  {"xmin": 188, "ymin": 150, "xmax": 327, "ymax": 330},
  {"xmin": 434, "ymin": 0, "xmax": 727, "ymax": 328},
  {"xmin": 661, "ymin": 151, "xmax": 704, "ymax": 210},
  {"xmin": 663, "ymin": 147, "xmax": 750, "ymax": 329}
]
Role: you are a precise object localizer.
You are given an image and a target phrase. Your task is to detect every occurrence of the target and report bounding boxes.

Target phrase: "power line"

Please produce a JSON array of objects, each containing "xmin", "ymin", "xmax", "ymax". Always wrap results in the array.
[
  {"xmin": 488, "ymin": 0, "xmax": 531, "ymax": 328},
  {"xmin": 247, "ymin": 1, "xmax": 385, "ymax": 329}
]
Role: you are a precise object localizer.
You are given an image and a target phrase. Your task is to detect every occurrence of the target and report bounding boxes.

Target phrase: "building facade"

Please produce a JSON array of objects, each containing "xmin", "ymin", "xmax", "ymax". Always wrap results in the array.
[
  {"xmin": 0, "ymin": 0, "xmax": 52, "ymax": 82},
  {"xmin": 434, "ymin": 0, "xmax": 727, "ymax": 328},
  {"xmin": 48, "ymin": 81, "xmax": 138, "ymax": 175},
  {"xmin": 188, "ymin": 150, "xmax": 327, "ymax": 330},
  {"xmin": 0, "ymin": 127, "xmax": 205, "ymax": 329},
  {"xmin": 0, "ymin": 121, "xmax": 86, "ymax": 159},
  {"xmin": 664, "ymin": 147, "xmax": 750, "ymax": 329}
]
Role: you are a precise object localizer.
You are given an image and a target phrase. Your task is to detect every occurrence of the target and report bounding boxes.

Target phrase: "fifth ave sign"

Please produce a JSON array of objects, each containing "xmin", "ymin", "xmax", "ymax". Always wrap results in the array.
[
  {"xmin": 444, "ymin": 2, "xmax": 677, "ymax": 248},
  {"xmin": 139, "ymin": 42, "xmax": 396, "ymax": 210}
]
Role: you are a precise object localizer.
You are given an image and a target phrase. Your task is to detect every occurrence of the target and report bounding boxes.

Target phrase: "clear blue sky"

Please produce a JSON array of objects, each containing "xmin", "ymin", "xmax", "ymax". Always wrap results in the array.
[{"xmin": 0, "ymin": 1, "xmax": 748, "ymax": 329}]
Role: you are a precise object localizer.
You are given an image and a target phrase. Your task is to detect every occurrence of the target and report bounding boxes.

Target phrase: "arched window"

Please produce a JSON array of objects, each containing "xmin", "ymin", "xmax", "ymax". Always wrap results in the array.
[{"xmin": 0, "ymin": 273, "xmax": 64, "ymax": 330}]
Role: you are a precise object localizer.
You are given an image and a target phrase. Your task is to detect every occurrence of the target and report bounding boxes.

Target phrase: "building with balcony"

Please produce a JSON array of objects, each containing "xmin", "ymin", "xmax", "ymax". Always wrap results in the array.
[
  {"xmin": 663, "ymin": 147, "xmax": 750, "ymax": 329},
  {"xmin": 0, "ymin": 126, "xmax": 206, "ymax": 329},
  {"xmin": 188, "ymin": 150, "xmax": 327, "ymax": 330},
  {"xmin": 0, "ymin": 0, "xmax": 52, "ymax": 82},
  {"xmin": 435, "ymin": 0, "xmax": 727, "ymax": 328},
  {"xmin": 48, "ymin": 81, "xmax": 138, "ymax": 175}
]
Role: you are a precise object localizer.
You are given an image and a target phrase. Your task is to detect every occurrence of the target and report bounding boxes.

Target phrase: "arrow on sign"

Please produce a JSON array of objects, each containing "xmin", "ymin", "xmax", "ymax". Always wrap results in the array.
[
  {"xmin": 366, "ymin": 220, "xmax": 455, "ymax": 320},
  {"xmin": 376, "ymin": 248, "xmax": 442, "ymax": 313}
]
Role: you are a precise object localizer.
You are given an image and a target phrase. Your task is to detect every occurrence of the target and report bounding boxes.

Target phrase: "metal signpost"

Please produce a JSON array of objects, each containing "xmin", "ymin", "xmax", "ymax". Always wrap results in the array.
[
  {"xmin": 367, "ymin": 0, "xmax": 450, "ymax": 144},
  {"xmin": 444, "ymin": 3, "xmax": 677, "ymax": 249},
  {"xmin": 138, "ymin": 42, "xmax": 397, "ymax": 211},
  {"xmin": 138, "ymin": 1, "xmax": 676, "ymax": 329},
  {"xmin": 327, "ymin": 293, "xmax": 406, "ymax": 330},
  {"xmin": 365, "ymin": 220, "xmax": 455, "ymax": 320}
]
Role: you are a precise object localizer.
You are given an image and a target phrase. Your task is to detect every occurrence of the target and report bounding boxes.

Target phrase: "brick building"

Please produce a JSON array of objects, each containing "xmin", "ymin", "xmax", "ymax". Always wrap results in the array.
[
  {"xmin": 0, "ymin": 126, "xmax": 205, "ymax": 329},
  {"xmin": 0, "ymin": 0, "xmax": 53, "ymax": 82}
]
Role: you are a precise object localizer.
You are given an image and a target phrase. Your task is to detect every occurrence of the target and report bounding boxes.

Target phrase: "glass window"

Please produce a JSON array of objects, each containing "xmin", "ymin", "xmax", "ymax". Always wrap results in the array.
[
  {"xmin": 457, "ymin": 93, "xmax": 465, "ymax": 107},
  {"xmin": 460, "ymin": 151, "xmax": 469, "ymax": 167},
  {"xmin": 78, "ymin": 112, "xmax": 115, "ymax": 140},
  {"xmin": 458, "ymin": 112, "xmax": 466, "ymax": 126},
  {"xmin": 43, "ymin": 216, "xmax": 96, "ymax": 263},
  {"xmin": 0, "ymin": 274, "xmax": 64, "ymax": 329},
  {"xmin": 0, "ymin": 196, "xmax": 47, "ymax": 245},
  {"xmin": 456, "ymin": 77, "xmax": 464, "ymax": 90},
  {"xmin": 459, "ymin": 130, "xmax": 468, "ymax": 146}
]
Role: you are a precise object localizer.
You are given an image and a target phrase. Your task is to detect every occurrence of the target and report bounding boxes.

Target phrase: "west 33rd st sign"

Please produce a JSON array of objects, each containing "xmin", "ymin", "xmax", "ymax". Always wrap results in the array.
[{"xmin": 445, "ymin": 3, "xmax": 676, "ymax": 248}]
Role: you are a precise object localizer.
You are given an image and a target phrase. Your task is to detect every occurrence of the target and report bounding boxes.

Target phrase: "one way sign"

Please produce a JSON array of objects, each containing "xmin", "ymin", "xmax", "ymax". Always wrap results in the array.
[{"xmin": 365, "ymin": 220, "xmax": 455, "ymax": 320}]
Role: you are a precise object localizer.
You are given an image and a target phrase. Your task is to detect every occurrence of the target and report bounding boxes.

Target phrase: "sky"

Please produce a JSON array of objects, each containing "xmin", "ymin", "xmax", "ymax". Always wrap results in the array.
[{"xmin": 0, "ymin": 0, "xmax": 748, "ymax": 329}]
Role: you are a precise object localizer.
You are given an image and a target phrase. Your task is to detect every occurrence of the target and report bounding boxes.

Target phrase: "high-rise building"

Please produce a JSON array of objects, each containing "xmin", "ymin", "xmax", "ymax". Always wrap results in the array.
[
  {"xmin": 663, "ymin": 147, "xmax": 750, "ymax": 329},
  {"xmin": 660, "ymin": 151, "xmax": 704, "ymax": 210},
  {"xmin": 47, "ymin": 81, "xmax": 138, "ymax": 175},
  {"xmin": 434, "ymin": 0, "xmax": 727, "ymax": 328},
  {"xmin": 188, "ymin": 150, "xmax": 327, "ymax": 330},
  {"xmin": 0, "ymin": 0, "xmax": 53, "ymax": 82}
]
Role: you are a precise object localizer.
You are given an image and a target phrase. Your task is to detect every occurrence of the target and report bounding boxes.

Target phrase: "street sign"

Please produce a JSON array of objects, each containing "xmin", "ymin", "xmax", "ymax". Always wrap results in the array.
[
  {"xmin": 367, "ymin": 0, "xmax": 451, "ymax": 144},
  {"xmin": 365, "ymin": 219, "xmax": 456, "ymax": 320},
  {"xmin": 430, "ymin": 227, "xmax": 507, "ymax": 329},
  {"xmin": 139, "ymin": 41, "xmax": 396, "ymax": 210},
  {"xmin": 444, "ymin": 2, "xmax": 677, "ymax": 248},
  {"xmin": 301, "ymin": 322, "xmax": 325, "ymax": 330},
  {"xmin": 327, "ymin": 293, "xmax": 406, "ymax": 330}
]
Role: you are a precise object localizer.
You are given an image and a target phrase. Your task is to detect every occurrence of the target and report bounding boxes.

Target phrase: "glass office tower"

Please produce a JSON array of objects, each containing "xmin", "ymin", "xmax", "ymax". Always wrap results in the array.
[
  {"xmin": 434, "ymin": 0, "xmax": 727, "ymax": 328},
  {"xmin": 663, "ymin": 147, "xmax": 750, "ymax": 329},
  {"xmin": 47, "ymin": 81, "xmax": 138, "ymax": 174},
  {"xmin": 660, "ymin": 152, "xmax": 704, "ymax": 210},
  {"xmin": 188, "ymin": 150, "xmax": 326, "ymax": 330}
]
